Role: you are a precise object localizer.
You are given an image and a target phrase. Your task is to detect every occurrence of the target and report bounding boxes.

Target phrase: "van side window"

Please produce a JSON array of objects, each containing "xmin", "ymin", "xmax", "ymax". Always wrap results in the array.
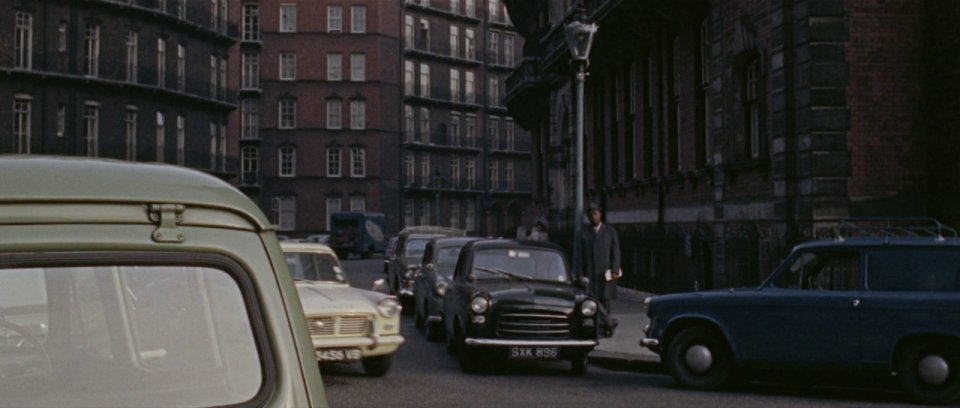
[
  {"xmin": 0, "ymin": 264, "xmax": 263, "ymax": 407},
  {"xmin": 771, "ymin": 250, "xmax": 860, "ymax": 291},
  {"xmin": 867, "ymin": 249, "xmax": 960, "ymax": 292}
]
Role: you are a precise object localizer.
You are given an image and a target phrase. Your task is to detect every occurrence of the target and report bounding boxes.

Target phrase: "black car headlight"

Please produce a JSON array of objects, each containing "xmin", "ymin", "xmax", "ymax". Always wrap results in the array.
[
  {"xmin": 469, "ymin": 296, "xmax": 489, "ymax": 314},
  {"xmin": 581, "ymin": 299, "xmax": 598, "ymax": 317},
  {"xmin": 435, "ymin": 281, "xmax": 448, "ymax": 296},
  {"xmin": 404, "ymin": 266, "xmax": 418, "ymax": 279}
]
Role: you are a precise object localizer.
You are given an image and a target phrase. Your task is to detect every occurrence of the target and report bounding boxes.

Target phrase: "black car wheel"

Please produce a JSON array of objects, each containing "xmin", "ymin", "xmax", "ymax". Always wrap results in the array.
[
  {"xmin": 665, "ymin": 326, "xmax": 735, "ymax": 390},
  {"xmin": 414, "ymin": 298, "xmax": 426, "ymax": 330},
  {"xmin": 570, "ymin": 351, "xmax": 588, "ymax": 375},
  {"xmin": 896, "ymin": 339, "xmax": 960, "ymax": 405},
  {"xmin": 458, "ymin": 336, "xmax": 479, "ymax": 373},
  {"xmin": 446, "ymin": 324, "xmax": 458, "ymax": 355},
  {"xmin": 426, "ymin": 318, "xmax": 445, "ymax": 342},
  {"xmin": 454, "ymin": 322, "xmax": 482, "ymax": 372},
  {"xmin": 362, "ymin": 355, "xmax": 393, "ymax": 377}
]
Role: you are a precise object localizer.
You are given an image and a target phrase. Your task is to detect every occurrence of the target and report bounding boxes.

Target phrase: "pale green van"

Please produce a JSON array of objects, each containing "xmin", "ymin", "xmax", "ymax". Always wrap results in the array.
[{"xmin": 0, "ymin": 156, "xmax": 327, "ymax": 408}]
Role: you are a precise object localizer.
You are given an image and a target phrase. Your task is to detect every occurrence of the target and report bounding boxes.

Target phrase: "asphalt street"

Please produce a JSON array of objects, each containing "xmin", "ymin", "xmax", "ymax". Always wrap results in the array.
[{"xmin": 329, "ymin": 257, "xmax": 925, "ymax": 408}]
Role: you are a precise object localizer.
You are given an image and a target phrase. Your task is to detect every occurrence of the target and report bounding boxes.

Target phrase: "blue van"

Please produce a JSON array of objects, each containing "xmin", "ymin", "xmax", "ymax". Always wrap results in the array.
[{"xmin": 330, "ymin": 212, "xmax": 386, "ymax": 258}]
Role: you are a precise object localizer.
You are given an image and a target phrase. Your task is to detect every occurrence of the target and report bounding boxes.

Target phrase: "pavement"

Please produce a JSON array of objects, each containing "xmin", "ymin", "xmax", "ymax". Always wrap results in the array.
[{"xmin": 588, "ymin": 287, "xmax": 662, "ymax": 370}]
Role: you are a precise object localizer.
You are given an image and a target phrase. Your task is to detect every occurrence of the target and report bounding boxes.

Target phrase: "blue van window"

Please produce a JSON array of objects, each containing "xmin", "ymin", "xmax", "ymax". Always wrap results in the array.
[
  {"xmin": 771, "ymin": 250, "xmax": 859, "ymax": 291},
  {"xmin": 867, "ymin": 249, "xmax": 960, "ymax": 292}
]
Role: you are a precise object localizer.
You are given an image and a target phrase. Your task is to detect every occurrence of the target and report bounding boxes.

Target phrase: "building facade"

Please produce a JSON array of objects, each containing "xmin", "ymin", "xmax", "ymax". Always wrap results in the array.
[
  {"xmin": 230, "ymin": 0, "xmax": 403, "ymax": 236},
  {"xmin": 401, "ymin": 0, "xmax": 533, "ymax": 237},
  {"xmin": 0, "ymin": 0, "xmax": 236, "ymax": 175},
  {"xmin": 230, "ymin": 0, "xmax": 535, "ymax": 237},
  {"xmin": 504, "ymin": 0, "xmax": 960, "ymax": 293}
]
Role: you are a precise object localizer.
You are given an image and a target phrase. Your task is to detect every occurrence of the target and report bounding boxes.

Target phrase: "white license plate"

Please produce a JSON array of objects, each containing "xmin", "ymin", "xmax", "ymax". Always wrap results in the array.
[
  {"xmin": 316, "ymin": 348, "xmax": 362, "ymax": 362},
  {"xmin": 509, "ymin": 347, "xmax": 559, "ymax": 359}
]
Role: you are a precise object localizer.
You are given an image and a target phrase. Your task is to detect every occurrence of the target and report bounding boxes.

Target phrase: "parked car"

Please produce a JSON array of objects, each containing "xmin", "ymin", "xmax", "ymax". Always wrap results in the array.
[
  {"xmin": 386, "ymin": 226, "xmax": 466, "ymax": 308},
  {"xmin": 413, "ymin": 237, "xmax": 480, "ymax": 340},
  {"xmin": 642, "ymin": 218, "xmax": 960, "ymax": 405},
  {"xmin": 442, "ymin": 239, "xmax": 599, "ymax": 374},
  {"xmin": 307, "ymin": 234, "xmax": 331, "ymax": 245},
  {"xmin": 383, "ymin": 236, "xmax": 399, "ymax": 274},
  {"xmin": 0, "ymin": 156, "xmax": 327, "ymax": 407},
  {"xmin": 281, "ymin": 241, "xmax": 404, "ymax": 377}
]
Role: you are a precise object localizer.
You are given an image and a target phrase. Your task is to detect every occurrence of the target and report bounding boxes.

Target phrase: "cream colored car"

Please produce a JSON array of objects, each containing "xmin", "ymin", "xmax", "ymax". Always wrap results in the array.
[{"xmin": 281, "ymin": 241, "xmax": 404, "ymax": 377}]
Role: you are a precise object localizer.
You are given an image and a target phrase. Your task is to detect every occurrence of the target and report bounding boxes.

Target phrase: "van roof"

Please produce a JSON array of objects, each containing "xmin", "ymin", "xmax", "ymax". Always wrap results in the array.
[
  {"xmin": 399, "ymin": 226, "xmax": 466, "ymax": 237},
  {"xmin": 0, "ymin": 156, "xmax": 272, "ymax": 230}
]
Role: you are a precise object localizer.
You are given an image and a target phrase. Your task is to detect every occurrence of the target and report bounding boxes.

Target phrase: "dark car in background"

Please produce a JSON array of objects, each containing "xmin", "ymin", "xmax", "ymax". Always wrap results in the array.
[
  {"xmin": 413, "ymin": 237, "xmax": 480, "ymax": 340},
  {"xmin": 642, "ymin": 218, "xmax": 960, "ymax": 405},
  {"xmin": 442, "ymin": 239, "xmax": 599, "ymax": 374},
  {"xmin": 386, "ymin": 226, "xmax": 465, "ymax": 308},
  {"xmin": 383, "ymin": 236, "xmax": 399, "ymax": 274}
]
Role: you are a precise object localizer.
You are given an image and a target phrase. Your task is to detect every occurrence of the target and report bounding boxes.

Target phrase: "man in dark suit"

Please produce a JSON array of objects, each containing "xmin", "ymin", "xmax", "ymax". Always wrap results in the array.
[{"xmin": 576, "ymin": 203, "xmax": 621, "ymax": 337}]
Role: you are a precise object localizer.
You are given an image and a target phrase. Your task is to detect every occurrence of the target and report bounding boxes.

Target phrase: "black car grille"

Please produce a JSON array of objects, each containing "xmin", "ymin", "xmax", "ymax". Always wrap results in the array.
[{"xmin": 496, "ymin": 311, "xmax": 571, "ymax": 339}]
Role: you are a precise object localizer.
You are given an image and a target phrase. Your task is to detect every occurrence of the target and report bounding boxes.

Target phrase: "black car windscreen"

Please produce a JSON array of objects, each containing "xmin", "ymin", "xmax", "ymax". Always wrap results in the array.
[{"xmin": 472, "ymin": 248, "xmax": 569, "ymax": 283}]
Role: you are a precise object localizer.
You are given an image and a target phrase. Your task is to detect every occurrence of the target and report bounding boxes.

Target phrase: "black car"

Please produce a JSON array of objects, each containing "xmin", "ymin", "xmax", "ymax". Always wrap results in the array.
[
  {"xmin": 442, "ymin": 239, "xmax": 599, "ymax": 374},
  {"xmin": 386, "ymin": 226, "xmax": 465, "ymax": 308},
  {"xmin": 383, "ymin": 236, "xmax": 398, "ymax": 274},
  {"xmin": 413, "ymin": 237, "xmax": 480, "ymax": 340}
]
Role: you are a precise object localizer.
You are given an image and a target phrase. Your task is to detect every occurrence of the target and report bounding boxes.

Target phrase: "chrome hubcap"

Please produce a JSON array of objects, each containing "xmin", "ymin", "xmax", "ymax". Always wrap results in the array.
[
  {"xmin": 685, "ymin": 345, "xmax": 713, "ymax": 373},
  {"xmin": 918, "ymin": 355, "xmax": 950, "ymax": 386}
]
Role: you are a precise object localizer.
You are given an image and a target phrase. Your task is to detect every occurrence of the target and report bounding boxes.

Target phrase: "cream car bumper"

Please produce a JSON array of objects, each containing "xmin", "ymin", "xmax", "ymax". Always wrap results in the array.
[{"xmin": 312, "ymin": 334, "xmax": 405, "ymax": 357}]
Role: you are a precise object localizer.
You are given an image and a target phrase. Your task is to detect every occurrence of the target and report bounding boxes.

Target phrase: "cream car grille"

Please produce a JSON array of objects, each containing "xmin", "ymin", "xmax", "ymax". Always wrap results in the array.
[{"xmin": 306, "ymin": 315, "xmax": 371, "ymax": 337}]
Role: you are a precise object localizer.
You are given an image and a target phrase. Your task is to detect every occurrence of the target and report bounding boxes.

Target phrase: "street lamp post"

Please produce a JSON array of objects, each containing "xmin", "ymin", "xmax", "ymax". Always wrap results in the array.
[{"xmin": 565, "ymin": 12, "xmax": 597, "ymax": 274}]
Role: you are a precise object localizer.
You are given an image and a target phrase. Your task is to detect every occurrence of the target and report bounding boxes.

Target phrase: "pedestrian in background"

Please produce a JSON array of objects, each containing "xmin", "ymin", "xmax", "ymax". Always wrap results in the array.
[
  {"xmin": 527, "ymin": 220, "xmax": 549, "ymax": 241},
  {"xmin": 576, "ymin": 203, "xmax": 621, "ymax": 337}
]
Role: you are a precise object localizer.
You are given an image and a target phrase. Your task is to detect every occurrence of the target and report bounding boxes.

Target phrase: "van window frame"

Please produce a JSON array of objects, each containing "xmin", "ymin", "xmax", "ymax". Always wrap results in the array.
[{"xmin": 0, "ymin": 251, "xmax": 276, "ymax": 408}]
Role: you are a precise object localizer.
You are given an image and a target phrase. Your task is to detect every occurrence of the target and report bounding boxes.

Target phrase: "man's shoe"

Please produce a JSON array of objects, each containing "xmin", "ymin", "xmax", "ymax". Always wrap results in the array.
[{"xmin": 603, "ymin": 318, "xmax": 619, "ymax": 338}]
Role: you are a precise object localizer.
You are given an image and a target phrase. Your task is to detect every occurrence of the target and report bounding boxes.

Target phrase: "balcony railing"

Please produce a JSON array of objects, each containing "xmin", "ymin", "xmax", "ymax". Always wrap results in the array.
[{"xmin": 505, "ymin": 57, "xmax": 541, "ymax": 94}]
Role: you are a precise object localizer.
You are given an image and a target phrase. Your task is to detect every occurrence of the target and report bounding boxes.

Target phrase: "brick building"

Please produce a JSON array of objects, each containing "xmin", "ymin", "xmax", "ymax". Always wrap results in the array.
[
  {"xmin": 0, "ymin": 0, "xmax": 236, "ymax": 175},
  {"xmin": 230, "ymin": 0, "xmax": 404, "ymax": 235},
  {"xmin": 400, "ymin": 0, "xmax": 534, "ymax": 237},
  {"xmin": 504, "ymin": 0, "xmax": 960, "ymax": 293},
  {"xmin": 231, "ymin": 0, "xmax": 535, "ymax": 237}
]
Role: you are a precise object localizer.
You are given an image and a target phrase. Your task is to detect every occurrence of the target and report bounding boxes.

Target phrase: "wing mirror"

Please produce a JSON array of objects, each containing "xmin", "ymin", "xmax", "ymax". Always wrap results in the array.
[
  {"xmin": 372, "ymin": 278, "xmax": 388, "ymax": 293},
  {"xmin": 576, "ymin": 276, "xmax": 590, "ymax": 289}
]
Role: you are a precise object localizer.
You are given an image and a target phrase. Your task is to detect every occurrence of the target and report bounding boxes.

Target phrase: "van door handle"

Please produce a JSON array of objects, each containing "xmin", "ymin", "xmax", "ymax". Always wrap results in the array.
[{"xmin": 852, "ymin": 299, "xmax": 860, "ymax": 307}]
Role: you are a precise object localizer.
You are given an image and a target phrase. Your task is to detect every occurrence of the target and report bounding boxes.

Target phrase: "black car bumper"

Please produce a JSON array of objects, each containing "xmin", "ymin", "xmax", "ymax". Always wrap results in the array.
[{"xmin": 465, "ymin": 338, "xmax": 597, "ymax": 348}]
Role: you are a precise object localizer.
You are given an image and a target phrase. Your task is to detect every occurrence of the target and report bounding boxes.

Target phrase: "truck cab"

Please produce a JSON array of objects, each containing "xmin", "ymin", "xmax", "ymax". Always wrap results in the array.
[{"xmin": 330, "ymin": 212, "xmax": 386, "ymax": 259}]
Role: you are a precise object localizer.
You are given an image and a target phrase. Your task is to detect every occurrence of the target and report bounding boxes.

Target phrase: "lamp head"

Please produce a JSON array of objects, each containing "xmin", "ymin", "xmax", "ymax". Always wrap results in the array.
[{"xmin": 565, "ymin": 19, "xmax": 597, "ymax": 62}]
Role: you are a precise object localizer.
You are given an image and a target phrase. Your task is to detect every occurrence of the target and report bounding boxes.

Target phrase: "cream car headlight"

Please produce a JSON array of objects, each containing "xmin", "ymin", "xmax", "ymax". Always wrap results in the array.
[
  {"xmin": 377, "ymin": 297, "xmax": 401, "ymax": 318},
  {"xmin": 436, "ymin": 281, "xmax": 448, "ymax": 296},
  {"xmin": 581, "ymin": 299, "xmax": 598, "ymax": 317},
  {"xmin": 469, "ymin": 296, "xmax": 489, "ymax": 314}
]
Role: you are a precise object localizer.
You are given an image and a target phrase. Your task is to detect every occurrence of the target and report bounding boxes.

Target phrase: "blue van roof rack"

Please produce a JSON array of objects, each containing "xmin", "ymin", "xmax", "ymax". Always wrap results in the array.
[{"xmin": 834, "ymin": 217, "xmax": 958, "ymax": 242}]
